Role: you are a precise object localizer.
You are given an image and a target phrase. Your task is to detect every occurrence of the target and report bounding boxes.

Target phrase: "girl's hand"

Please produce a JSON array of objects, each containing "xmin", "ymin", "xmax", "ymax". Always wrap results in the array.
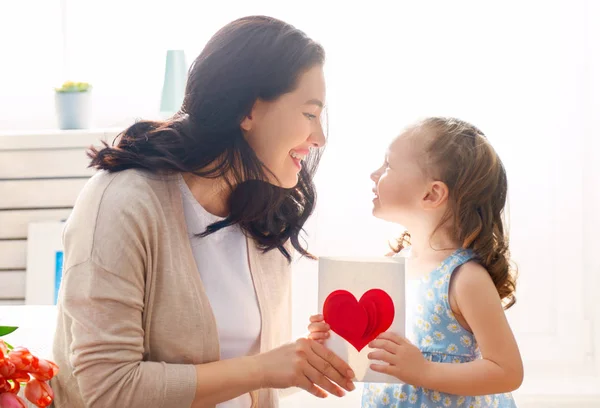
[
  {"xmin": 368, "ymin": 332, "xmax": 430, "ymax": 386},
  {"xmin": 307, "ymin": 314, "xmax": 331, "ymax": 344}
]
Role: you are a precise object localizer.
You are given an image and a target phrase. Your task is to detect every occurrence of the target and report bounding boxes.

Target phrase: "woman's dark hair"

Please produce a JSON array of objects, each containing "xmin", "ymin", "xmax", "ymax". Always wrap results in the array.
[{"xmin": 88, "ymin": 16, "xmax": 326, "ymax": 261}]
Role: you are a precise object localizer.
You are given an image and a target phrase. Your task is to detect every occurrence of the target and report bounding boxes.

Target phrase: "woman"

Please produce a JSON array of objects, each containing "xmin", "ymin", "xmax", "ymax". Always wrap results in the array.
[{"xmin": 51, "ymin": 15, "xmax": 355, "ymax": 408}]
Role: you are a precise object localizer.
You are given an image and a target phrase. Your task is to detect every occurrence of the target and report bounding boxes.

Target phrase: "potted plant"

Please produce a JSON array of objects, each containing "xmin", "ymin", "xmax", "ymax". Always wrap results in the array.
[{"xmin": 54, "ymin": 81, "xmax": 92, "ymax": 130}]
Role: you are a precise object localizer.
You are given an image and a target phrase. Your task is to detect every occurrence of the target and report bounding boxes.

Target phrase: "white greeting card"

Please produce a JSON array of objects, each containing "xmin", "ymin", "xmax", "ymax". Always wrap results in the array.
[{"xmin": 318, "ymin": 256, "xmax": 405, "ymax": 384}]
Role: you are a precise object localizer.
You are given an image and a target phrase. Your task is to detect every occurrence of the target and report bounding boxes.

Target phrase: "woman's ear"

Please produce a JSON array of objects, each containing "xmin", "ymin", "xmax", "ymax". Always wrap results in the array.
[
  {"xmin": 241, "ymin": 100, "xmax": 265, "ymax": 132},
  {"xmin": 240, "ymin": 114, "xmax": 254, "ymax": 132}
]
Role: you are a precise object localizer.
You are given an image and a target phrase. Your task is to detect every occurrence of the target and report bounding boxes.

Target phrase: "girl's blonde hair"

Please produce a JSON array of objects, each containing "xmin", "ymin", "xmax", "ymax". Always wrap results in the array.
[{"xmin": 391, "ymin": 117, "xmax": 517, "ymax": 309}]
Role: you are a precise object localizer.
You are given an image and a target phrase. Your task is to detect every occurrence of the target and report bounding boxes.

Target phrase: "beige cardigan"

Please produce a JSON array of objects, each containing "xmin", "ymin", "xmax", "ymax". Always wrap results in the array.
[{"xmin": 51, "ymin": 169, "xmax": 292, "ymax": 408}]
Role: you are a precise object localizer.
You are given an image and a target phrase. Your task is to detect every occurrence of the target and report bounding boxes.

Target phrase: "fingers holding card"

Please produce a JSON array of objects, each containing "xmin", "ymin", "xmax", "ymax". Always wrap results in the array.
[{"xmin": 318, "ymin": 256, "xmax": 405, "ymax": 384}]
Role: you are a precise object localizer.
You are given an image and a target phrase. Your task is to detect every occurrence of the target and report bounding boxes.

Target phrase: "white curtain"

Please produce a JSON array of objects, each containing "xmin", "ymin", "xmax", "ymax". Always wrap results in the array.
[{"xmin": 2, "ymin": 0, "xmax": 598, "ymax": 405}]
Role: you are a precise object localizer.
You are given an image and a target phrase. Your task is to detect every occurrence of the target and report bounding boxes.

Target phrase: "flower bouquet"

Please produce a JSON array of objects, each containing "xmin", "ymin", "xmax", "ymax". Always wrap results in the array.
[{"xmin": 0, "ymin": 326, "xmax": 58, "ymax": 408}]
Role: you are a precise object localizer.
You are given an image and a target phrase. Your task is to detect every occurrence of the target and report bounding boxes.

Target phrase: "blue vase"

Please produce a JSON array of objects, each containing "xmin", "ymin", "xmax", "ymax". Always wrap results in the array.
[
  {"xmin": 160, "ymin": 50, "xmax": 188, "ymax": 118},
  {"xmin": 55, "ymin": 91, "xmax": 92, "ymax": 130}
]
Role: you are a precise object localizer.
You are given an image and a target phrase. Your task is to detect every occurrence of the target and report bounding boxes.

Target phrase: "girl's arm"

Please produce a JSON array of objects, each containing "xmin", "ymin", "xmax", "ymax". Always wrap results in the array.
[
  {"xmin": 369, "ymin": 262, "xmax": 523, "ymax": 395},
  {"xmin": 425, "ymin": 261, "xmax": 523, "ymax": 394}
]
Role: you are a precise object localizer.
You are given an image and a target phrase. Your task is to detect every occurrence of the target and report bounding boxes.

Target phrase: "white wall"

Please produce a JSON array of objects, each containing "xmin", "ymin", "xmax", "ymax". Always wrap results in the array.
[{"xmin": 1, "ymin": 0, "xmax": 598, "ymax": 405}]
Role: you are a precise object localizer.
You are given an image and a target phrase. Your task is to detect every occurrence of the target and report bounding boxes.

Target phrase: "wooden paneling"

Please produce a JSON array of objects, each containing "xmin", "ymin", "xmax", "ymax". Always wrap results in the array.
[
  {"xmin": 0, "ymin": 149, "xmax": 94, "ymax": 179},
  {"xmin": 0, "ymin": 270, "xmax": 25, "ymax": 298},
  {"xmin": 0, "ymin": 178, "xmax": 88, "ymax": 209},
  {"xmin": 0, "ymin": 240, "xmax": 27, "ymax": 270},
  {"xmin": 0, "ymin": 129, "xmax": 118, "ymax": 304},
  {"xmin": 0, "ymin": 299, "xmax": 25, "ymax": 305},
  {"xmin": 0, "ymin": 209, "xmax": 72, "ymax": 239}
]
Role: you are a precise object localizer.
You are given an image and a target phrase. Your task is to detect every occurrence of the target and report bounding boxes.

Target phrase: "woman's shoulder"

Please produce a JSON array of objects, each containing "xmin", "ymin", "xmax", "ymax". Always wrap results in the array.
[
  {"xmin": 64, "ymin": 169, "xmax": 183, "ymax": 268},
  {"xmin": 78, "ymin": 169, "xmax": 178, "ymax": 209},
  {"xmin": 67, "ymin": 169, "xmax": 180, "ymax": 240},
  {"xmin": 87, "ymin": 167, "xmax": 177, "ymax": 190}
]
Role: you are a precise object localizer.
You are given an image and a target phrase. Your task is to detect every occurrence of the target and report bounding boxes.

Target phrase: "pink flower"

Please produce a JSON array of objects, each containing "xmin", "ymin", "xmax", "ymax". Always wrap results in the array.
[
  {"xmin": 8, "ymin": 348, "xmax": 38, "ymax": 372},
  {"xmin": 25, "ymin": 379, "xmax": 54, "ymax": 408},
  {"xmin": 8, "ymin": 371, "xmax": 29, "ymax": 384},
  {"xmin": 0, "ymin": 340, "xmax": 8, "ymax": 358},
  {"xmin": 0, "ymin": 393, "xmax": 27, "ymax": 408},
  {"xmin": 30, "ymin": 359, "xmax": 58, "ymax": 382},
  {"xmin": 0, "ymin": 359, "xmax": 16, "ymax": 379},
  {"xmin": 0, "ymin": 340, "xmax": 58, "ymax": 407},
  {"xmin": 8, "ymin": 381, "xmax": 21, "ymax": 395},
  {"xmin": 0, "ymin": 378, "xmax": 20, "ymax": 395},
  {"xmin": 0, "ymin": 378, "xmax": 9, "ymax": 394}
]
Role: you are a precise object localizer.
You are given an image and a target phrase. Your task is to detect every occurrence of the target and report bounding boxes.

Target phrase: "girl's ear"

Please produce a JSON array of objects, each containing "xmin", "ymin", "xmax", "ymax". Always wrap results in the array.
[{"xmin": 422, "ymin": 181, "xmax": 449, "ymax": 209}]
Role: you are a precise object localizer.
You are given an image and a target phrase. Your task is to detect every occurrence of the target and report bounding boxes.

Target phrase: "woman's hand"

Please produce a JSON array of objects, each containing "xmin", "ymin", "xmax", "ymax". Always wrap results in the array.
[
  {"xmin": 307, "ymin": 314, "xmax": 330, "ymax": 344},
  {"xmin": 253, "ymin": 338, "xmax": 355, "ymax": 398}
]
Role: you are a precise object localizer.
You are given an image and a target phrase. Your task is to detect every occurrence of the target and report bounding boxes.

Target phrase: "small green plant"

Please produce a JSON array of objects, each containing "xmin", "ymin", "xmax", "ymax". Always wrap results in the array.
[{"xmin": 55, "ymin": 81, "xmax": 92, "ymax": 93}]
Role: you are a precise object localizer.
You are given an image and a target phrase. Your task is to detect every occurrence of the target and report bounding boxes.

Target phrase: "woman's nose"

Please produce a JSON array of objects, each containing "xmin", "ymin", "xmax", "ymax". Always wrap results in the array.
[{"xmin": 308, "ymin": 126, "xmax": 326, "ymax": 148}]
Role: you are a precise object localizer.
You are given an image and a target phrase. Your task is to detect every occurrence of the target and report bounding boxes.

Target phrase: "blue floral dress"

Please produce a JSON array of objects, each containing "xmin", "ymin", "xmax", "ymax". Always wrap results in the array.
[{"xmin": 362, "ymin": 249, "xmax": 518, "ymax": 408}]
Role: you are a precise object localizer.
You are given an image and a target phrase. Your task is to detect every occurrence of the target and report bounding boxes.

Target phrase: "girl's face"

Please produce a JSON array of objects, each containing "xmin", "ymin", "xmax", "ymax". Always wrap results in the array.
[{"xmin": 370, "ymin": 131, "xmax": 431, "ymax": 224}]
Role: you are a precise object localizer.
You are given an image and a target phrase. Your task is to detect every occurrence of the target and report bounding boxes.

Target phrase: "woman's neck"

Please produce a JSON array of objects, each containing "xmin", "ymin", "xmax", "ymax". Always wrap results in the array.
[{"xmin": 182, "ymin": 172, "xmax": 231, "ymax": 217}]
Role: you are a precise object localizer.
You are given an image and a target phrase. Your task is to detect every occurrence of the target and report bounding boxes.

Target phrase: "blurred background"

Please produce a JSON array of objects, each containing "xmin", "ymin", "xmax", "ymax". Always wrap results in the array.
[{"xmin": 0, "ymin": 1, "xmax": 598, "ymax": 406}]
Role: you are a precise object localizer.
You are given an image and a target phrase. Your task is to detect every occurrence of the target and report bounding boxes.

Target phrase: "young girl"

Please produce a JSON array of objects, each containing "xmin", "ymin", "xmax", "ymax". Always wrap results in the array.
[{"xmin": 308, "ymin": 117, "xmax": 523, "ymax": 407}]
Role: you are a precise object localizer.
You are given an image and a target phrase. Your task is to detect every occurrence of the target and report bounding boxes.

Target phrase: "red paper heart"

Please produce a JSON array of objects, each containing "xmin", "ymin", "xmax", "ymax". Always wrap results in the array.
[{"xmin": 323, "ymin": 289, "xmax": 395, "ymax": 351}]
